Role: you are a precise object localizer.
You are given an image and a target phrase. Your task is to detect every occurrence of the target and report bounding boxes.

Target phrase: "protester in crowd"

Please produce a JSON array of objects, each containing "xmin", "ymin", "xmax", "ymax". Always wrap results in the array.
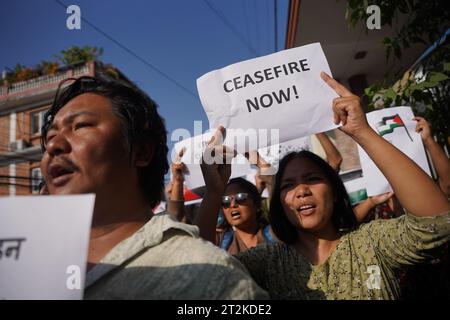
[
  {"xmin": 353, "ymin": 191, "xmax": 397, "ymax": 223},
  {"xmin": 315, "ymin": 132, "xmax": 343, "ymax": 173},
  {"xmin": 348, "ymin": 116, "xmax": 449, "ymax": 224},
  {"xmin": 249, "ymin": 132, "xmax": 342, "ymax": 198},
  {"xmin": 210, "ymin": 133, "xmax": 341, "ymax": 253},
  {"xmin": 248, "ymin": 132, "xmax": 343, "ymax": 221},
  {"xmin": 249, "ymin": 151, "xmax": 275, "ymax": 197},
  {"xmin": 341, "ymin": 116, "xmax": 450, "ymax": 299},
  {"xmin": 194, "ymin": 149, "xmax": 278, "ymax": 253},
  {"xmin": 165, "ymin": 147, "xmax": 191, "ymax": 223},
  {"xmin": 214, "ymin": 177, "xmax": 277, "ymax": 253},
  {"xmin": 197, "ymin": 72, "xmax": 450, "ymax": 299},
  {"xmin": 40, "ymin": 75, "xmax": 268, "ymax": 299},
  {"xmin": 414, "ymin": 116, "xmax": 450, "ymax": 197},
  {"xmin": 398, "ymin": 116, "xmax": 450, "ymax": 299},
  {"xmin": 38, "ymin": 181, "xmax": 49, "ymax": 195}
]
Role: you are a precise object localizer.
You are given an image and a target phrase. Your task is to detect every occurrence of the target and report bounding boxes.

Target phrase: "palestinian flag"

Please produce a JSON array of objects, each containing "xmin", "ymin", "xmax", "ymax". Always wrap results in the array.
[
  {"xmin": 376, "ymin": 114, "xmax": 413, "ymax": 141},
  {"xmin": 183, "ymin": 186, "xmax": 205, "ymax": 205}
]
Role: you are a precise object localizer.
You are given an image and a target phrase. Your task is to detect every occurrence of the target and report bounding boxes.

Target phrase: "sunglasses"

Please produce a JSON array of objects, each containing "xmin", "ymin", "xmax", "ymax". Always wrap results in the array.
[{"xmin": 221, "ymin": 193, "xmax": 249, "ymax": 208}]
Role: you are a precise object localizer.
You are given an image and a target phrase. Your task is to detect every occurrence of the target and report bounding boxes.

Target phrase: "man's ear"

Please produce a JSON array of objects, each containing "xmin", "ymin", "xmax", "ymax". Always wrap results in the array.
[{"xmin": 134, "ymin": 142, "xmax": 155, "ymax": 167}]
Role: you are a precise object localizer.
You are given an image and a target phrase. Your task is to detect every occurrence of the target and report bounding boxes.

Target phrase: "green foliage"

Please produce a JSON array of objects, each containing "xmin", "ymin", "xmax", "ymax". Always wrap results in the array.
[
  {"xmin": 365, "ymin": 69, "xmax": 448, "ymax": 110},
  {"xmin": 3, "ymin": 46, "xmax": 104, "ymax": 86},
  {"xmin": 5, "ymin": 64, "xmax": 39, "ymax": 83},
  {"xmin": 344, "ymin": 0, "xmax": 450, "ymax": 62},
  {"xmin": 55, "ymin": 46, "xmax": 103, "ymax": 66},
  {"xmin": 38, "ymin": 60, "xmax": 60, "ymax": 75},
  {"xmin": 344, "ymin": 0, "xmax": 450, "ymax": 146},
  {"xmin": 100, "ymin": 63, "xmax": 120, "ymax": 79},
  {"xmin": 364, "ymin": 61, "xmax": 450, "ymax": 145}
]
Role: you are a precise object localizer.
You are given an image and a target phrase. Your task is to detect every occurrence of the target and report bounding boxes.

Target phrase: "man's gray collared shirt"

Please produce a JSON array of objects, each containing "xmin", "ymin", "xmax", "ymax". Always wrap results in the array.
[{"xmin": 84, "ymin": 213, "xmax": 268, "ymax": 299}]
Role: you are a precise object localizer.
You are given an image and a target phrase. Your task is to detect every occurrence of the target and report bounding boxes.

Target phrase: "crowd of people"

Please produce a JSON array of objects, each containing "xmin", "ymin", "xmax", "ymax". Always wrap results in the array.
[{"xmin": 38, "ymin": 72, "xmax": 450, "ymax": 299}]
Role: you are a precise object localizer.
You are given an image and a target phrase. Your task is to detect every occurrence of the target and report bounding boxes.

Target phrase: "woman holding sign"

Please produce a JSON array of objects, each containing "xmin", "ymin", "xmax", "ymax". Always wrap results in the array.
[{"xmin": 197, "ymin": 72, "xmax": 450, "ymax": 299}]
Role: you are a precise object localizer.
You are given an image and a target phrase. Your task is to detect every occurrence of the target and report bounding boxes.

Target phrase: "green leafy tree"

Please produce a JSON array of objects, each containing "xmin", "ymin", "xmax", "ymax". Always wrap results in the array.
[
  {"xmin": 345, "ymin": 0, "xmax": 449, "ymax": 62},
  {"xmin": 6, "ymin": 63, "xmax": 39, "ymax": 83},
  {"xmin": 344, "ymin": 0, "xmax": 450, "ymax": 147},
  {"xmin": 55, "ymin": 46, "xmax": 103, "ymax": 66},
  {"xmin": 38, "ymin": 60, "xmax": 60, "ymax": 75}
]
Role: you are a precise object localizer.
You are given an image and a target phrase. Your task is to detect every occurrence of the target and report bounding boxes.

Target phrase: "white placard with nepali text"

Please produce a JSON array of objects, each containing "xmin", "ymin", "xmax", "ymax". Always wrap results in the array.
[
  {"xmin": 0, "ymin": 194, "xmax": 95, "ymax": 300},
  {"xmin": 197, "ymin": 42, "xmax": 339, "ymax": 150},
  {"xmin": 357, "ymin": 106, "xmax": 431, "ymax": 196}
]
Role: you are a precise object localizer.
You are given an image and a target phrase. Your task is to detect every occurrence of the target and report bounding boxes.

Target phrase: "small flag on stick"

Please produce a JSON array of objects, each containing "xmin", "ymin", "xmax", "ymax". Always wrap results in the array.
[{"xmin": 376, "ymin": 114, "xmax": 413, "ymax": 142}]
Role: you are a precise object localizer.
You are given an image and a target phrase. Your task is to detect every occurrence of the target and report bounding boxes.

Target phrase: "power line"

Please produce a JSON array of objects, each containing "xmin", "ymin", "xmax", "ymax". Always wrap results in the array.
[
  {"xmin": 243, "ymin": 0, "xmax": 250, "ymax": 50},
  {"xmin": 266, "ymin": 0, "xmax": 271, "ymax": 53},
  {"xmin": 202, "ymin": 0, "xmax": 258, "ymax": 56},
  {"xmin": 254, "ymin": 0, "xmax": 260, "ymax": 55},
  {"xmin": 53, "ymin": 0, "xmax": 197, "ymax": 98},
  {"xmin": 274, "ymin": 0, "xmax": 278, "ymax": 52},
  {"xmin": 0, "ymin": 182, "xmax": 33, "ymax": 189},
  {"xmin": 0, "ymin": 174, "xmax": 42, "ymax": 181}
]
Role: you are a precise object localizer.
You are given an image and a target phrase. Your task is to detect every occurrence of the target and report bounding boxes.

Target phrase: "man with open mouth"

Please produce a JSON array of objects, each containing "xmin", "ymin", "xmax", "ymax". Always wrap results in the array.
[{"xmin": 40, "ymin": 75, "xmax": 268, "ymax": 300}]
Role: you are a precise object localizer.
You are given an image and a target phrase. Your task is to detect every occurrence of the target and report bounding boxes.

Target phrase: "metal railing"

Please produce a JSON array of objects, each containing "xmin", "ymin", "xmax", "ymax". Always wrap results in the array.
[
  {"xmin": 7, "ymin": 71, "xmax": 68, "ymax": 95},
  {"xmin": 73, "ymin": 64, "xmax": 90, "ymax": 77},
  {"xmin": 0, "ymin": 62, "xmax": 93, "ymax": 98}
]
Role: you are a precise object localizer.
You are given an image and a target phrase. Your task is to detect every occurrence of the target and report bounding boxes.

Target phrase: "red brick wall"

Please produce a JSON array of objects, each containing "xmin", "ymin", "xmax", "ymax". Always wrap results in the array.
[
  {"xmin": 0, "ymin": 166, "xmax": 10, "ymax": 196},
  {"xmin": 0, "ymin": 114, "xmax": 10, "ymax": 196},
  {"xmin": 0, "ymin": 62, "xmax": 95, "ymax": 196},
  {"xmin": 0, "ymin": 115, "xmax": 9, "ymax": 153},
  {"xmin": 15, "ymin": 162, "xmax": 32, "ymax": 195},
  {"xmin": 0, "ymin": 106, "xmax": 48, "ymax": 196}
]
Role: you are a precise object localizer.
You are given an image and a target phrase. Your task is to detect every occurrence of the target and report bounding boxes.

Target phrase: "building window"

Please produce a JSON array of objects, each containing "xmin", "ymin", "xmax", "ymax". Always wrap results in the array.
[
  {"xmin": 30, "ymin": 110, "xmax": 46, "ymax": 136},
  {"xmin": 30, "ymin": 167, "xmax": 43, "ymax": 194}
]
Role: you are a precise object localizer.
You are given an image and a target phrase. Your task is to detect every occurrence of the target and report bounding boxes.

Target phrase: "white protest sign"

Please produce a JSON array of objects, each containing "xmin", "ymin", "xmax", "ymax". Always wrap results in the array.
[
  {"xmin": 197, "ymin": 42, "xmax": 339, "ymax": 151},
  {"xmin": 244, "ymin": 168, "xmax": 270, "ymax": 198},
  {"xmin": 173, "ymin": 132, "xmax": 253, "ymax": 189},
  {"xmin": 358, "ymin": 106, "xmax": 431, "ymax": 196},
  {"xmin": 343, "ymin": 176, "xmax": 368, "ymax": 205},
  {"xmin": 245, "ymin": 135, "xmax": 311, "ymax": 196},
  {"xmin": 153, "ymin": 201, "xmax": 166, "ymax": 214},
  {"xmin": 0, "ymin": 194, "xmax": 95, "ymax": 300},
  {"xmin": 258, "ymin": 135, "xmax": 312, "ymax": 169}
]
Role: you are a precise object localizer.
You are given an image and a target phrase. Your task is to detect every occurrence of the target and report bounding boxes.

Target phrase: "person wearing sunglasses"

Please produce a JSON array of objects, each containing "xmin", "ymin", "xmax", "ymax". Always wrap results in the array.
[
  {"xmin": 217, "ymin": 178, "xmax": 277, "ymax": 254},
  {"xmin": 196, "ymin": 73, "xmax": 450, "ymax": 299}
]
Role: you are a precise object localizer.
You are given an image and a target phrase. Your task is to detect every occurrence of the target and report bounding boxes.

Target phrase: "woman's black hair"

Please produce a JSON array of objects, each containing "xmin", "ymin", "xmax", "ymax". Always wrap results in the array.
[
  {"xmin": 220, "ymin": 177, "xmax": 267, "ymax": 229},
  {"xmin": 40, "ymin": 75, "xmax": 169, "ymax": 209},
  {"xmin": 269, "ymin": 150, "xmax": 357, "ymax": 244}
]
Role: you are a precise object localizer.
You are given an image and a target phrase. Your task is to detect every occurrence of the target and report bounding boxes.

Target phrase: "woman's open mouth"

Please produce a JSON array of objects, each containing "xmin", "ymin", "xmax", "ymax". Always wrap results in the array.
[
  {"xmin": 230, "ymin": 210, "xmax": 241, "ymax": 220},
  {"xmin": 297, "ymin": 204, "xmax": 316, "ymax": 216}
]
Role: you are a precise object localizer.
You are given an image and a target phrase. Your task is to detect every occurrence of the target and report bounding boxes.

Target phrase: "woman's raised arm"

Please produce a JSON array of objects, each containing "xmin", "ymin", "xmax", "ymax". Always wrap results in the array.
[{"xmin": 321, "ymin": 71, "xmax": 449, "ymax": 217}]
